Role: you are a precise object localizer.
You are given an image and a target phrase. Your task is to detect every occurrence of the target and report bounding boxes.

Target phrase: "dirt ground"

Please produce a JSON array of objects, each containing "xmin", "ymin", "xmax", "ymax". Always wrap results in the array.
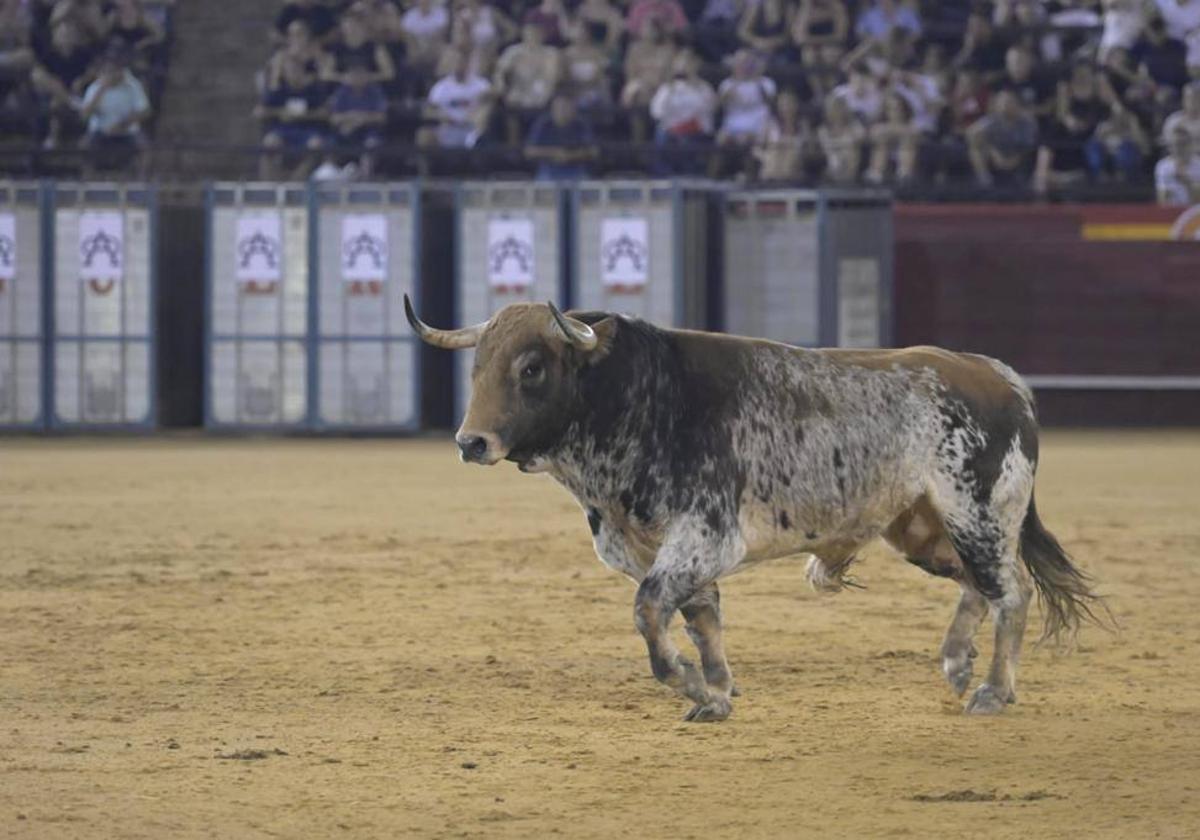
[{"xmin": 1, "ymin": 432, "xmax": 1198, "ymax": 839}]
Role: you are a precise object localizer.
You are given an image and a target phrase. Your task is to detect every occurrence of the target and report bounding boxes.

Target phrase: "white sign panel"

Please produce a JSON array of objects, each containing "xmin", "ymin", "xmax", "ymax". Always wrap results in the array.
[
  {"xmin": 838, "ymin": 257, "xmax": 881, "ymax": 348},
  {"xmin": 600, "ymin": 217, "xmax": 649, "ymax": 288},
  {"xmin": 487, "ymin": 218, "xmax": 535, "ymax": 289},
  {"xmin": 235, "ymin": 212, "xmax": 283, "ymax": 283},
  {"xmin": 341, "ymin": 214, "xmax": 388, "ymax": 283},
  {"xmin": 0, "ymin": 213, "xmax": 14, "ymax": 284},
  {"xmin": 79, "ymin": 211, "xmax": 124, "ymax": 284}
]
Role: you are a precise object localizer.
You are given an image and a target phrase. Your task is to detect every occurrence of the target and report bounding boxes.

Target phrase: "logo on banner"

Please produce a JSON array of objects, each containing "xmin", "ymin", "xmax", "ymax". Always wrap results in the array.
[
  {"xmin": 487, "ymin": 218, "xmax": 535, "ymax": 291},
  {"xmin": 600, "ymin": 217, "xmax": 649, "ymax": 292},
  {"xmin": 236, "ymin": 213, "xmax": 282, "ymax": 295},
  {"xmin": 341, "ymin": 214, "xmax": 387, "ymax": 296},
  {"xmin": 80, "ymin": 211, "xmax": 124, "ymax": 296},
  {"xmin": 0, "ymin": 213, "xmax": 14, "ymax": 294}
]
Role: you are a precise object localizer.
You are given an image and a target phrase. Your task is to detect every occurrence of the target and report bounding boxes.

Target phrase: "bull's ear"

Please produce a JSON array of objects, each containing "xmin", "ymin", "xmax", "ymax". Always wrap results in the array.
[{"xmin": 583, "ymin": 316, "xmax": 618, "ymax": 365}]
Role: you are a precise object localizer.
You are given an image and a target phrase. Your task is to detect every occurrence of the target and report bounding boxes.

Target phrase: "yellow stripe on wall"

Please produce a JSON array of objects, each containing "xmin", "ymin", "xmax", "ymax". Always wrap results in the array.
[{"xmin": 1081, "ymin": 223, "xmax": 1175, "ymax": 241}]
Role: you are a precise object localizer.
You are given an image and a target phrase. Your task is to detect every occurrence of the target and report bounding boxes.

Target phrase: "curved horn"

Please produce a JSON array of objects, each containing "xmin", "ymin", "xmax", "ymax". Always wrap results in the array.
[
  {"xmin": 547, "ymin": 301, "xmax": 598, "ymax": 351},
  {"xmin": 404, "ymin": 294, "xmax": 485, "ymax": 349}
]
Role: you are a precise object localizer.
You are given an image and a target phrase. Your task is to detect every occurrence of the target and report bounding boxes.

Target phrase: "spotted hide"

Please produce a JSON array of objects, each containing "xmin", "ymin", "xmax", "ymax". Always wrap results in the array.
[{"xmin": 405, "ymin": 298, "xmax": 1105, "ymax": 722}]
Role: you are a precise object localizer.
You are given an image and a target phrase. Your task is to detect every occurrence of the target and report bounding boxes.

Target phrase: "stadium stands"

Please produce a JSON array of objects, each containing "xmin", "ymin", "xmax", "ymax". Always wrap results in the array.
[{"xmin": 1, "ymin": 0, "xmax": 1198, "ymax": 202}]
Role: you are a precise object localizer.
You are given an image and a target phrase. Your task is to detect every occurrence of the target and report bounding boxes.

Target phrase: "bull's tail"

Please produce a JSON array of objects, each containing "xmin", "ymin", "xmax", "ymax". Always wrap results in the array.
[{"xmin": 1020, "ymin": 495, "xmax": 1112, "ymax": 645}]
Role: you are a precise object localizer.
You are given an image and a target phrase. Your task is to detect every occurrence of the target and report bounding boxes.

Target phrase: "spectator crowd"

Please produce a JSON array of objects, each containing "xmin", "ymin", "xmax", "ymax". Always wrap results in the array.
[
  {"xmin": 256, "ymin": 0, "xmax": 1200, "ymax": 201},
  {"xmin": 0, "ymin": 0, "xmax": 173, "ymax": 173}
]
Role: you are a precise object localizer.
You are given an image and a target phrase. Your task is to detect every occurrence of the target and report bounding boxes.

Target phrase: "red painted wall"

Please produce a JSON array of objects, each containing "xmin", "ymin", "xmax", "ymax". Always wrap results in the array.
[{"xmin": 893, "ymin": 205, "xmax": 1200, "ymax": 424}]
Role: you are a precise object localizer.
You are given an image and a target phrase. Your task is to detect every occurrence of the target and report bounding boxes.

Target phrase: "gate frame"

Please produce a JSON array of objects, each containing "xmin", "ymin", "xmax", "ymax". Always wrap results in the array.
[{"xmin": 46, "ymin": 182, "xmax": 158, "ymax": 431}]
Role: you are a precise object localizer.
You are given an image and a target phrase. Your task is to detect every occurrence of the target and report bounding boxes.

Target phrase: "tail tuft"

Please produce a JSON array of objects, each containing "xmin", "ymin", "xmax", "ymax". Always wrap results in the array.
[{"xmin": 1020, "ymin": 496, "xmax": 1114, "ymax": 646}]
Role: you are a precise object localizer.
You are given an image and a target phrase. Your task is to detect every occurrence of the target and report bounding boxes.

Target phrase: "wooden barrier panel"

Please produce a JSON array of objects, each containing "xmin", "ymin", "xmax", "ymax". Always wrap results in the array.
[{"xmin": 894, "ymin": 203, "xmax": 1200, "ymax": 425}]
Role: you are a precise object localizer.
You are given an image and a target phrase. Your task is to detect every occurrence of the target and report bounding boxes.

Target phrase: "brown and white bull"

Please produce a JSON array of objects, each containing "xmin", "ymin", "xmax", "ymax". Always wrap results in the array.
[{"xmin": 405, "ymin": 297, "xmax": 1103, "ymax": 721}]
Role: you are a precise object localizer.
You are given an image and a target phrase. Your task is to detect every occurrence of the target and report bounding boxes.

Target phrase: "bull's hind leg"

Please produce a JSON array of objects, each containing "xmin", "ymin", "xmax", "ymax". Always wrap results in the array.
[{"xmin": 935, "ymin": 493, "xmax": 1032, "ymax": 715}]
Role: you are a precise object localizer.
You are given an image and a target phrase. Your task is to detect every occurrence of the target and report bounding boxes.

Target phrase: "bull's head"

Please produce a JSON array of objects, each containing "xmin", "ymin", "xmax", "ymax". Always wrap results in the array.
[{"xmin": 404, "ymin": 296, "xmax": 615, "ymax": 469}]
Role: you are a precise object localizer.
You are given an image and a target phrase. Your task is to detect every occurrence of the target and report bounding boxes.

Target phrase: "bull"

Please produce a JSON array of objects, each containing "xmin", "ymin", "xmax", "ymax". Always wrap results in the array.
[{"xmin": 405, "ymin": 296, "xmax": 1104, "ymax": 721}]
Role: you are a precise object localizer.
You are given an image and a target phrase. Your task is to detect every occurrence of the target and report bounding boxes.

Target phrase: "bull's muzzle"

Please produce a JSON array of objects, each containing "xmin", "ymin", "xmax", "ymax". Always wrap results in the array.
[{"xmin": 455, "ymin": 431, "xmax": 503, "ymax": 465}]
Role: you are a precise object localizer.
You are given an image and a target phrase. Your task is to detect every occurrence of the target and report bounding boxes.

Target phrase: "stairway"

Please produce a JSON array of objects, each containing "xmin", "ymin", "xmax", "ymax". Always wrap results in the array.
[{"xmin": 152, "ymin": 1, "xmax": 278, "ymax": 179}]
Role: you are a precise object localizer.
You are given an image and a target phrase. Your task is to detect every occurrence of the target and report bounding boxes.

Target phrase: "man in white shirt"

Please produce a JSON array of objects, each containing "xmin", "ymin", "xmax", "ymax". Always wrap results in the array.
[
  {"xmin": 829, "ymin": 63, "xmax": 883, "ymax": 125},
  {"xmin": 1155, "ymin": 126, "xmax": 1200, "ymax": 205},
  {"xmin": 402, "ymin": 0, "xmax": 450, "ymax": 73},
  {"xmin": 1163, "ymin": 81, "xmax": 1200, "ymax": 146},
  {"xmin": 421, "ymin": 48, "xmax": 492, "ymax": 149}
]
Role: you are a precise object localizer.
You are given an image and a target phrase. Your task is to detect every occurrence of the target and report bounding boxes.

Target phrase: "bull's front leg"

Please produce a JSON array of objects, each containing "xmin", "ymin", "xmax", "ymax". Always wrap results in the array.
[{"xmin": 634, "ymin": 534, "xmax": 740, "ymax": 722}]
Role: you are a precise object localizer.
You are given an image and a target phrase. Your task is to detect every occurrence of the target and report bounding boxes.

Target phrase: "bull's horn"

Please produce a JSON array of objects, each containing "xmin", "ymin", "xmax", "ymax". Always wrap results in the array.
[
  {"xmin": 547, "ymin": 301, "xmax": 598, "ymax": 351},
  {"xmin": 404, "ymin": 294, "xmax": 485, "ymax": 349}
]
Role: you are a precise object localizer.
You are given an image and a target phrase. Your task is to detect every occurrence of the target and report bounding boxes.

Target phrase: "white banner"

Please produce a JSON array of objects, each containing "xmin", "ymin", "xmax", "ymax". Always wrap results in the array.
[
  {"xmin": 235, "ymin": 212, "xmax": 283, "ymax": 283},
  {"xmin": 600, "ymin": 217, "xmax": 649, "ymax": 288},
  {"xmin": 487, "ymin": 218, "xmax": 535, "ymax": 289},
  {"xmin": 341, "ymin": 214, "xmax": 388, "ymax": 282},
  {"xmin": 0, "ymin": 213, "xmax": 14, "ymax": 284},
  {"xmin": 79, "ymin": 211, "xmax": 124, "ymax": 283}
]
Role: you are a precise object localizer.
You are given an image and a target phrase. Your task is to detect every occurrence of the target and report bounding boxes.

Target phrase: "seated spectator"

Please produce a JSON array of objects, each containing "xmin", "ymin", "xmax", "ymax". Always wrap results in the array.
[
  {"xmin": 737, "ymin": 0, "xmax": 792, "ymax": 62},
  {"xmin": 0, "ymin": 0, "xmax": 35, "ymax": 134},
  {"xmin": 105, "ymin": 0, "xmax": 165, "ymax": 68},
  {"xmin": 756, "ymin": 88, "xmax": 820, "ymax": 180},
  {"xmin": 562, "ymin": 22, "xmax": 613, "ymax": 119},
  {"xmin": 79, "ymin": 48, "xmax": 149, "ymax": 173},
  {"xmin": 523, "ymin": 0, "xmax": 570, "ymax": 47},
  {"xmin": 401, "ymin": 0, "xmax": 450, "ymax": 76},
  {"xmin": 525, "ymin": 91, "xmax": 598, "ymax": 179},
  {"xmin": 1034, "ymin": 61, "xmax": 1112, "ymax": 194},
  {"xmin": 621, "ymin": 19, "xmax": 676, "ymax": 142},
  {"xmin": 650, "ymin": 50, "xmax": 716, "ymax": 173},
  {"xmin": 451, "ymin": 0, "xmax": 517, "ymax": 74},
  {"xmin": 791, "ymin": 0, "xmax": 849, "ymax": 53},
  {"xmin": 1153, "ymin": 0, "xmax": 1200, "ymax": 77},
  {"xmin": 571, "ymin": 0, "xmax": 625, "ymax": 54},
  {"xmin": 817, "ymin": 95, "xmax": 864, "ymax": 183},
  {"xmin": 968, "ymin": 89, "xmax": 1037, "ymax": 187},
  {"xmin": 1087, "ymin": 102, "xmax": 1151, "ymax": 180},
  {"xmin": 420, "ymin": 48, "xmax": 492, "ymax": 149},
  {"xmin": 692, "ymin": 0, "xmax": 744, "ymax": 63},
  {"xmin": 494, "ymin": 23, "xmax": 561, "ymax": 145},
  {"xmin": 1132, "ymin": 15, "xmax": 1191, "ymax": 90},
  {"xmin": 801, "ymin": 40, "xmax": 847, "ymax": 101},
  {"xmin": 922, "ymin": 65, "xmax": 988, "ymax": 182},
  {"xmin": 866, "ymin": 91, "xmax": 921, "ymax": 183},
  {"xmin": 627, "ymin": 0, "xmax": 689, "ymax": 40},
  {"xmin": 1100, "ymin": 0, "xmax": 1148, "ymax": 61},
  {"xmin": 435, "ymin": 25, "xmax": 488, "ymax": 79},
  {"xmin": 328, "ymin": 57, "xmax": 386, "ymax": 176},
  {"xmin": 829, "ymin": 63, "xmax": 882, "ymax": 124},
  {"xmin": 30, "ymin": 19, "xmax": 102, "ymax": 148},
  {"xmin": 953, "ymin": 9, "xmax": 1009, "ymax": 83},
  {"xmin": 996, "ymin": 45, "xmax": 1055, "ymax": 124},
  {"xmin": 274, "ymin": 0, "xmax": 338, "ymax": 44},
  {"xmin": 1156, "ymin": 125, "xmax": 1200, "ymax": 203},
  {"xmin": 855, "ymin": 0, "xmax": 921, "ymax": 45},
  {"xmin": 715, "ymin": 49, "xmax": 775, "ymax": 161},
  {"xmin": 1163, "ymin": 80, "xmax": 1200, "ymax": 146},
  {"xmin": 323, "ymin": 10, "xmax": 396, "ymax": 87},
  {"xmin": 257, "ymin": 22, "xmax": 328, "ymax": 179}
]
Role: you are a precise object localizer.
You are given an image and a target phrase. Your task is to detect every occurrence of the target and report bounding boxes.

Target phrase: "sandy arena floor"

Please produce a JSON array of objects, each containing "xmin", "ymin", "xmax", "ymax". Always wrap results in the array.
[{"xmin": 1, "ymin": 432, "xmax": 1198, "ymax": 839}]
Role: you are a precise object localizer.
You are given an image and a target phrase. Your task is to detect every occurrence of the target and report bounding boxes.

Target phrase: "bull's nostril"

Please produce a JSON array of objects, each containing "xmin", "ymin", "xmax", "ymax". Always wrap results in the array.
[{"xmin": 457, "ymin": 434, "xmax": 489, "ymax": 462}]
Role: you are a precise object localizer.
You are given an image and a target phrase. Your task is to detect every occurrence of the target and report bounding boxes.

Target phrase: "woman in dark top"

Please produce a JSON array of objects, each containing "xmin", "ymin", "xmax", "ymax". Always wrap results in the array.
[
  {"xmin": 1034, "ymin": 61, "xmax": 1115, "ymax": 193},
  {"xmin": 320, "ymin": 10, "xmax": 396, "ymax": 87},
  {"xmin": 738, "ymin": 0, "xmax": 792, "ymax": 57},
  {"xmin": 105, "ymin": 0, "xmax": 164, "ymax": 56}
]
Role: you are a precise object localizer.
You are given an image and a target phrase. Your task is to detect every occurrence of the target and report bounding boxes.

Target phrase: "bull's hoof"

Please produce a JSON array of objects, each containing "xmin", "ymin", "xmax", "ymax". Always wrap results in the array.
[
  {"xmin": 964, "ymin": 683, "xmax": 1011, "ymax": 715},
  {"xmin": 683, "ymin": 696, "xmax": 732, "ymax": 723},
  {"xmin": 804, "ymin": 556, "xmax": 843, "ymax": 593},
  {"xmin": 943, "ymin": 657, "xmax": 973, "ymax": 697}
]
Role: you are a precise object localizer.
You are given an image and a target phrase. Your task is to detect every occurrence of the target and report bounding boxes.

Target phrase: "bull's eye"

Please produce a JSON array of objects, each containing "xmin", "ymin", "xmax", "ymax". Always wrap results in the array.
[{"xmin": 520, "ymin": 362, "xmax": 543, "ymax": 381}]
